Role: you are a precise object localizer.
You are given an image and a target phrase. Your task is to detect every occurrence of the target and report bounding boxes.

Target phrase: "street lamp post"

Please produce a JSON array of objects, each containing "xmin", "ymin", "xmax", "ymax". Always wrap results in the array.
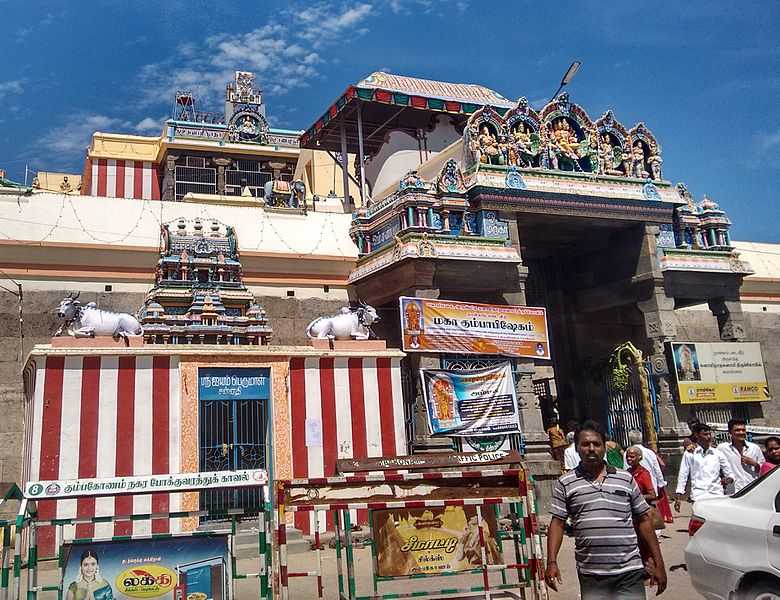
[{"xmin": 550, "ymin": 61, "xmax": 582, "ymax": 102}]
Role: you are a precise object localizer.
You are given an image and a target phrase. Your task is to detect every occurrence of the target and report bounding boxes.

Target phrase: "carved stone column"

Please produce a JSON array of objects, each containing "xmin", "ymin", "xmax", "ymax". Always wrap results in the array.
[
  {"xmin": 213, "ymin": 158, "xmax": 232, "ymax": 195},
  {"xmin": 637, "ymin": 287, "xmax": 687, "ymax": 451},
  {"xmin": 162, "ymin": 154, "xmax": 179, "ymax": 202},
  {"xmin": 708, "ymin": 298, "xmax": 747, "ymax": 341}
]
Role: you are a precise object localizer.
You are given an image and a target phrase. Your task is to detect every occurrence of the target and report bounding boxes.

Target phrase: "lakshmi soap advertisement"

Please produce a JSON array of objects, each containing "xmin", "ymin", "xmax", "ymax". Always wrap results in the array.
[
  {"xmin": 421, "ymin": 363, "xmax": 521, "ymax": 437},
  {"xmin": 669, "ymin": 341, "xmax": 770, "ymax": 404},
  {"xmin": 62, "ymin": 536, "xmax": 229, "ymax": 600},
  {"xmin": 399, "ymin": 297, "xmax": 550, "ymax": 359},
  {"xmin": 372, "ymin": 506, "xmax": 503, "ymax": 577}
]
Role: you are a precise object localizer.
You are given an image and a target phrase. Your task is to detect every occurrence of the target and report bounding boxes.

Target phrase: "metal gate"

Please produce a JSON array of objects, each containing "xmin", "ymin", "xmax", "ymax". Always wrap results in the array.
[
  {"xmin": 604, "ymin": 361, "xmax": 660, "ymax": 449},
  {"xmin": 694, "ymin": 404, "xmax": 751, "ymax": 444},
  {"xmin": 199, "ymin": 368, "xmax": 269, "ymax": 520}
]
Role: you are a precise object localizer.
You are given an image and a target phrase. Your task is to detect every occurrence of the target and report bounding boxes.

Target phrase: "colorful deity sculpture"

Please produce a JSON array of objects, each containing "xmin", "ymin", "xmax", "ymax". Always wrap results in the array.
[
  {"xmin": 506, "ymin": 123, "xmax": 539, "ymax": 167},
  {"xmin": 630, "ymin": 142, "xmax": 649, "ymax": 179},
  {"xmin": 476, "ymin": 125, "xmax": 504, "ymax": 165},
  {"xmin": 647, "ymin": 141, "xmax": 663, "ymax": 181}
]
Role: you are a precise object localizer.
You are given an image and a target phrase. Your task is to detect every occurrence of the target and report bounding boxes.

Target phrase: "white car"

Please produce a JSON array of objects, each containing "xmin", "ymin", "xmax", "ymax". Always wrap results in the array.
[{"xmin": 685, "ymin": 466, "xmax": 780, "ymax": 599}]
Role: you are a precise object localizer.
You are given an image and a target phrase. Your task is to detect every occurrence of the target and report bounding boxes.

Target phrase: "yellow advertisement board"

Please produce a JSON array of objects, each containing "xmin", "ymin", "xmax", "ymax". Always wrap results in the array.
[
  {"xmin": 400, "ymin": 297, "xmax": 550, "ymax": 359},
  {"xmin": 372, "ymin": 506, "xmax": 503, "ymax": 577},
  {"xmin": 669, "ymin": 341, "xmax": 771, "ymax": 404}
]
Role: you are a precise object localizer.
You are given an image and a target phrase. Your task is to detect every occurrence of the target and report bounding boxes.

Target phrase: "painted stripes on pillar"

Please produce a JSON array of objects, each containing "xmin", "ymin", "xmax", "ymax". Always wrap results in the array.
[
  {"xmin": 26, "ymin": 355, "xmax": 182, "ymax": 556},
  {"xmin": 287, "ymin": 357, "xmax": 406, "ymax": 534}
]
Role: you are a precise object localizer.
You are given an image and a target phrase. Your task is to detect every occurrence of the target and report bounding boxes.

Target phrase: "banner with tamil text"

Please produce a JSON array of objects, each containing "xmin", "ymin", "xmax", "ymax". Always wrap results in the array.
[
  {"xmin": 421, "ymin": 363, "xmax": 520, "ymax": 437},
  {"xmin": 669, "ymin": 341, "xmax": 770, "ymax": 404},
  {"xmin": 400, "ymin": 297, "xmax": 549, "ymax": 358}
]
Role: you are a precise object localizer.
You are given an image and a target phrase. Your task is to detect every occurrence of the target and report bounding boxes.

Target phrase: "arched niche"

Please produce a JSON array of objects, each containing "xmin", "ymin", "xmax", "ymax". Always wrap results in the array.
[
  {"xmin": 594, "ymin": 110, "xmax": 630, "ymax": 176},
  {"xmin": 629, "ymin": 122, "xmax": 663, "ymax": 181},
  {"xmin": 504, "ymin": 97, "xmax": 542, "ymax": 167},
  {"xmin": 539, "ymin": 93, "xmax": 596, "ymax": 173},
  {"xmin": 464, "ymin": 106, "xmax": 506, "ymax": 168}
]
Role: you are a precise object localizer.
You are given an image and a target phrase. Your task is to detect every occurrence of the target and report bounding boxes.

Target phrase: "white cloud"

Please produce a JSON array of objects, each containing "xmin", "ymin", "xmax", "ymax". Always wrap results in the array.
[
  {"xmin": 134, "ymin": 117, "xmax": 162, "ymax": 133},
  {"xmin": 39, "ymin": 114, "xmax": 131, "ymax": 155},
  {"xmin": 136, "ymin": 3, "xmax": 374, "ymax": 106},
  {"xmin": 756, "ymin": 127, "xmax": 780, "ymax": 151},
  {"xmin": 0, "ymin": 80, "xmax": 23, "ymax": 99},
  {"xmin": 387, "ymin": 0, "xmax": 464, "ymax": 15}
]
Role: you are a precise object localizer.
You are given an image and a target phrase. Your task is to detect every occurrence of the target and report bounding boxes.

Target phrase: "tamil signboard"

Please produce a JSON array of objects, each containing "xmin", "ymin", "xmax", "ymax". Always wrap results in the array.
[
  {"xmin": 336, "ymin": 450, "xmax": 522, "ymax": 473},
  {"xmin": 24, "ymin": 469, "xmax": 267, "ymax": 500},
  {"xmin": 399, "ymin": 297, "xmax": 550, "ymax": 358},
  {"xmin": 62, "ymin": 535, "xmax": 229, "ymax": 600},
  {"xmin": 373, "ymin": 506, "xmax": 503, "ymax": 576},
  {"xmin": 198, "ymin": 367, "xmax": 269, "ymax": 401},
  {"xmin": 420, "ymin": 363, "xmax": 521, "ymax": 437},
  {"xmin": 668, "ymin": 341, "xmax": 771, "ymax": 404}
]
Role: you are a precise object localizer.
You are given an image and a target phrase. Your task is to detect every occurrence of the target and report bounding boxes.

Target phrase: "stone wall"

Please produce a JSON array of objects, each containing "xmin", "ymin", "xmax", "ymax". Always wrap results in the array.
[{"xmin": 0, "ymin": 289, "xmax": 345, "ymax": 487}]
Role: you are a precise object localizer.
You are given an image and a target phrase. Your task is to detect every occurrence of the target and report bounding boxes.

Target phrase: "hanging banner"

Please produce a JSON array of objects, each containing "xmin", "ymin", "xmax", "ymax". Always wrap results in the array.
[
  {"xmin": 421, "ymin": 363, "xmax": 520, "ymax": 437},
  {"xmin": 399, "ymin": 297, "xmax": 550, "ymax": 358},
  {"xmin": 668, "ymin": 341, "xmax": 771, "ymax": 404},
  {"xmin": 373, "ymin": 506, "xmax": 503, "ymax": 577},
  {"xmin": 62, "ymin": 535, "xmax": 229, "ymax": 600}
]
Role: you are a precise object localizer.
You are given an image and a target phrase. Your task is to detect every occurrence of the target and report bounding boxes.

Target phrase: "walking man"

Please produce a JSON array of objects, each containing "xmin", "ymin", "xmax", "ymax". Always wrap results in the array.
[
  {"xmin": 546, "ymin": 420, "xmax": 667, "ymax": 599},
  {"xmin": 674, "ymin": 423, "xmax": 734, "ymax": 519},
  {"xmin": 716, "ymin": 419, "xmax": 764, "ymax": 493}
]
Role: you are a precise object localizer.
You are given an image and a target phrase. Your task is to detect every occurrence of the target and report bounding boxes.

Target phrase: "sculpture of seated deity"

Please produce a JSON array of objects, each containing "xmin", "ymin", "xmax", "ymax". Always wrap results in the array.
[
  {"xmin": 477, "ymin": 125, "xmax": 503, "ymax": 165},
  {"xmin": 551, "ymin": 120, "xmax": 581, "ymax": 161}
]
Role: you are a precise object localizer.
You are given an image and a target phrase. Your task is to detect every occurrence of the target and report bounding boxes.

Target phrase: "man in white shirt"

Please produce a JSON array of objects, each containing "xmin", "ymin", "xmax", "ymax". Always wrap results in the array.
[
  {"xmin": 625, "ymin": 429, "xmax": 666, "ymax": 494},
  {"xmin": 674, "ymin": 423, "xmax": 734, "ymax": 511},
  {"xmin": 563, "ymin": 431, "xmax": 580, "ymax": 471},
  {"xmin": 716, "ymin": 419, "xmax": 764, "ymax": 493}
]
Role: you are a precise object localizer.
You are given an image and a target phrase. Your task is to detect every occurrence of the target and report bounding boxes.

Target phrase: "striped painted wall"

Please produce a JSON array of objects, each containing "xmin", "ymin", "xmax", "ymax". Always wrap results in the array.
[
  {"xmin": 86, "ymin": 158, "xmax": 160, "ymax": 199},
  {"xmin": 288, "ymin": 357, "xmax": 407, "ymax": 533},
  {"xmin": 25, "ymin": 355, "xmax": 181, "ymax": 556}
]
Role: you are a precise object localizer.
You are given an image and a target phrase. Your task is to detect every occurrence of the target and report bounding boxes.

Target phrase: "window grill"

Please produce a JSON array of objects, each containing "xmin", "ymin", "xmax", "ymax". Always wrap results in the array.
[
  {"xmin": 175, "ymin": 165, "xmax": 216, "ymax": 200},
  {"xmin": 225, "ymin": 169, "xmax": 272, "ymax": 197}
]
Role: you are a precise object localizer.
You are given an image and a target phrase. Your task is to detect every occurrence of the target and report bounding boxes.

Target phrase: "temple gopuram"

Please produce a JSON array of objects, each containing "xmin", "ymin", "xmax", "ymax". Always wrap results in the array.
[
  {"xmin": 140, "ymin": 217, "xmax": 272, "ymax": 345},
  {"xmin": 0, "ymin": 70, "xmax": 777, "ymax": 517}
]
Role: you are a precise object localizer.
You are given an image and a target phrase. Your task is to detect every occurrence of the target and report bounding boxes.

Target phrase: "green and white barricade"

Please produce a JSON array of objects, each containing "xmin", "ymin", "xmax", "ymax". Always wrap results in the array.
[
  {"xmin": 19, "ymin": 470, "xmax": 271, "ymax": 600},
  {"xmin": 274, "ymin": 468, "xmax": 546, "ymax": 600}
]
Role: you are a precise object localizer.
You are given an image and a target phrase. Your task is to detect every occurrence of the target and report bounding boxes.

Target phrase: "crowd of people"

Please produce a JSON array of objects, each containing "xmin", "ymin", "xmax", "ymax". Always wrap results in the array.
[{"xmin": 544, "ymin": 416, "xmax": 779, "ymax": 598}]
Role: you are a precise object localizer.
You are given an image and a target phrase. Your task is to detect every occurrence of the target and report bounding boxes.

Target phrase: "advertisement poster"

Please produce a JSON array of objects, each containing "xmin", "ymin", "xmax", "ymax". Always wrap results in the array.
[
  {"xmin": 373, "ymin": 506, "xmax": 503, "ymax": 577},
  {"xmin": 399, "ymin": 297, "xmax": 550, "ymax": 359},
  {"xmin": 669, "ymin": 341, "xmax": 771, "ymax": 404},
  {"xmin": 62, "ymin": 536, "xmax": 229, "ymax": 600},
  {"xmin": 421, "ymin": 363, "xmax": 520, "ymax": 437}
]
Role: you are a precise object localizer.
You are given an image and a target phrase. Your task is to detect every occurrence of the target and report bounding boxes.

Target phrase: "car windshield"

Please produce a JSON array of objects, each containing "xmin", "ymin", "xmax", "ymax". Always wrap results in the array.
[{"xmin": 731, "ymin": 465, "xmax": 778, "ymax": 499}]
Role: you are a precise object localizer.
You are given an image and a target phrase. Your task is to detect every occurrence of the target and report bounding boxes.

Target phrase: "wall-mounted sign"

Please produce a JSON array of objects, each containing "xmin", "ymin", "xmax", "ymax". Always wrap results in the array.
[
  {"xmin": 373, "ymin": 506, "xmax": 502, "ymax": 576},
  {"xmin": 668, "ymin": 341, "xmax": 771, "ymax": 404},
  {"xmin": 336, "ymin": 450, "xmax": 521, "ymax": 473},
  {"xmin": 62, "ymin": 535, "xmax": 229, "ymax": 600},
  {"xmin": 25, "ymin": 469, "xmax": 267, "ymax": 500},
  {"xmin": 198, "ymin": 368, "xmax": 269, "ymax": 401},
  {"xmin": 421, "ymin": 362, "xmax": 520, "ymax": 437},
  {"xmin": 400, "ymin": 297, "xmax": 550, "ymax": 358}
]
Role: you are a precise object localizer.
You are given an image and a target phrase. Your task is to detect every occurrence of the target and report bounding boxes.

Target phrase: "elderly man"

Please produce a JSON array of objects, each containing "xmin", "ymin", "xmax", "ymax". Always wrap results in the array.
[
  {"xmin": 716, "ymin": 419, "xmax": 764, "ymax": 493},
  {"xmin": 546, "ymin": 420, "xmax": 666, "ymax": 599}
]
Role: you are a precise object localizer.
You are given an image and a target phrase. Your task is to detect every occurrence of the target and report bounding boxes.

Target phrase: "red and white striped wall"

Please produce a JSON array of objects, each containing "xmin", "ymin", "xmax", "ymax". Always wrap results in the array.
[
  {"xmin": 25, "ymin": 355, "xmax": 181, "ymax": 555},
  {"xmin": 288, "ymin": 357, "xmax": 407, "ymax": 534},
  {"xmin": 86, "ymin": 159, "xmax": 160, "ymax": 199}
]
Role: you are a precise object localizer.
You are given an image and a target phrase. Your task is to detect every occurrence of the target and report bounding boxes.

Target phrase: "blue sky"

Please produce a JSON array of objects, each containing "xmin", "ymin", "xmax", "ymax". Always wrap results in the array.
[{"xmin": 1, "ymin": 0, "xmax": 778, "ymax": 241}]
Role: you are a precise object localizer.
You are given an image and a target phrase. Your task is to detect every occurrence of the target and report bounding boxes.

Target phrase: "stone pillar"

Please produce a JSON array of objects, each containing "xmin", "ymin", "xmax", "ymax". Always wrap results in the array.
[
  {"xmin": 213, "ymin": 158, "xmax": 232, "ymax": 195},
  {"xmin": 162, "ymin": 154, "xmax": 179, "ymax": 202},
  {"xmin": 708, "ymin": 298, "xmax": 747, "ymax": 341},
  {"xmin": 637, "ymin": 286, "xmax": 687, "ymax": 451}
]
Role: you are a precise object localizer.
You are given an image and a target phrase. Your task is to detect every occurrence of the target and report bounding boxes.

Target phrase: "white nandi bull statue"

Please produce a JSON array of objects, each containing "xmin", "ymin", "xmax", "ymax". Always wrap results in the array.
[
  {"xmin": 306, "ymin": 303, "xmax": 380, "ymax": 340},
  {"xmin": 55, "ymin": 292, "xmax": 143, "ymax": 339}
]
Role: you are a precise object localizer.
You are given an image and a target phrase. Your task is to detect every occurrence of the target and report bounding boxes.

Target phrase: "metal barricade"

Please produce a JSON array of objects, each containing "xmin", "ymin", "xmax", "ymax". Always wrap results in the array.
[
  {"xmin": 274, "ymin": 468, "xmax": 546, "ymax": 600},
  {"xmin": 10, "ymin": 470, "xmax": 272, "ymax": 600}
]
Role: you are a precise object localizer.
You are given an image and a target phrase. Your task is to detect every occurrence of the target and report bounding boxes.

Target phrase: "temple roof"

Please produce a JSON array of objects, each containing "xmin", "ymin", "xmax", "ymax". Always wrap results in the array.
[
  {"xmin": 356, "ymin": 72, "xmax": 513, "ymax": 108},
  {"xmin": 300, "ymin": 71, "xmax": 514, "ymax": 155}
]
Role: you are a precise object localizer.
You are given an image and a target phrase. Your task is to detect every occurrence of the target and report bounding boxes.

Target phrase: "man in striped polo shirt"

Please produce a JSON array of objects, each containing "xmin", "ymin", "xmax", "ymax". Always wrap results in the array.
[{"xmin": 545, "ymin": 421, "xmax": 667, "ymax": 598}]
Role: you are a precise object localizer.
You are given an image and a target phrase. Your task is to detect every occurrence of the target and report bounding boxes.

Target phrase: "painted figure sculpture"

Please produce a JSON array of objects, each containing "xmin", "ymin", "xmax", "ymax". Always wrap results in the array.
[
  {"xmin": 306, "ymin": 303, "xmax": 381, "ymax": 340},
  {"xmin": 55, "ymin": 292, "xmax": 143, "ymax": 339}
]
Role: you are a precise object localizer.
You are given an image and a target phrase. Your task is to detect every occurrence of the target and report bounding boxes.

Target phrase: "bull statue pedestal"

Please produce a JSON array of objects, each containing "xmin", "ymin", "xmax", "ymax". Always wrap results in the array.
[
  {"xmin": 310, "ymin": 339, "xmax": 387, "ymax": 350},
  {"xmin": 51, "ymin": 336, "xmax": 144, "ymax": 348}
]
